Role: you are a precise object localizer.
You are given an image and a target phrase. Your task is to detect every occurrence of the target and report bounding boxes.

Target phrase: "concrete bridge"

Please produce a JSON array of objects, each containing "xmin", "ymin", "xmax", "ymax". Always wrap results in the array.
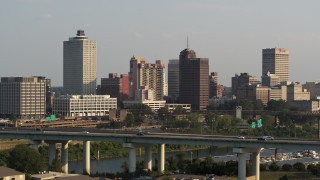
[{"xmin": 1, "ymin": 129, "xmax": 320, "ymax": 180}]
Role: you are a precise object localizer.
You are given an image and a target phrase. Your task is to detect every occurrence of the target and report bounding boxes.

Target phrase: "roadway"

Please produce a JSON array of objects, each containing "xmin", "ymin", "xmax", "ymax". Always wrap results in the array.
[{"xmin": 1, "ymin": 127, "xmax": 320, "ymax": 151}]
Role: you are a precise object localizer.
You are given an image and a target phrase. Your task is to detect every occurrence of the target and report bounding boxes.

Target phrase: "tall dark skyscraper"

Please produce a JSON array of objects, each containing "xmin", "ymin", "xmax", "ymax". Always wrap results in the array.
[{"xmin": 179, "ymin": 48, "xmax": 209, "ymax": 110}]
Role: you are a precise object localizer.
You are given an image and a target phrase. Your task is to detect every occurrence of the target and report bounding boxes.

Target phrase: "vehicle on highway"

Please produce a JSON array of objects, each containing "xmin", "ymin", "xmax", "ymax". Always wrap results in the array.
[
  {"xmin": 257, "ymin": 136, "xmax": 274, "ymax": 141},
  {"xmin": 236, "ymin": 136, "xmax": 245, "ymax": 139},
  {"xmin": 137, "ymin": 132, "xmax": 144, "ymax": 136},
  {"xmin": 82, "ymin": 131, "xmax": 89, "ymax": 134}
]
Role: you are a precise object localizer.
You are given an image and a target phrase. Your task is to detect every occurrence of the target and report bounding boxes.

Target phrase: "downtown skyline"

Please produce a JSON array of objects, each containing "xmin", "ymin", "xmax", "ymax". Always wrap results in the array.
[{"xmin": 1, "ymin": 0, "xmax": 320, "ymax": 86}]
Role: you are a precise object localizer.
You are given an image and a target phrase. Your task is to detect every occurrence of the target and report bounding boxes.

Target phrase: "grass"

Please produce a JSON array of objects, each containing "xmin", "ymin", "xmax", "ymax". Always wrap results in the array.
[
  {"xmin": 0, "ymin": 139, "xmax": 28, "ymax": 150},
  {"xmin": 229, "ymin": 171, "xmax": 317, "ymax": 180}
]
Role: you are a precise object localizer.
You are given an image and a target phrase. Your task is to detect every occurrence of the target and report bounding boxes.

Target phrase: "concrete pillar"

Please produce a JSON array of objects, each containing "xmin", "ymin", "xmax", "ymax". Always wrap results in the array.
[
  {"xmin": 48, "ymin": 142, "xmax": 56, "ymax": 165},
  {"xmin": 83, "ymin": 141, "xmax": 90, "ymax": 175},
  {"xmin": 61, "ymin": 141, "xmax": 69, "ymax": 174},
  {"xmin": 236, "ymin": 106, "xmax": 242, "ymax": 119},
  {"xmin": 144, "ymin": 145, "xmax": 152, "ymax": 171},
  {"xmin": 123, "ymin": 143, "xmax": 138, "ymax": 173},
  {"xmin": 128, "ymin": 147, "xmax": 136, "ymax": 173},
  {"xmin": 251, "ymin": 149, "xmax": 261, "ymax": 180},
  {"xmin": 238, "ymin": 153, "xmax": 246, "ymax": 180},
  {"xmin": 158, "ymin": 144, "xmax": 165, "ymax": 174},
  {"xmin": 29, "ymin": 140, "xmax": 40, "ymax": 151}
]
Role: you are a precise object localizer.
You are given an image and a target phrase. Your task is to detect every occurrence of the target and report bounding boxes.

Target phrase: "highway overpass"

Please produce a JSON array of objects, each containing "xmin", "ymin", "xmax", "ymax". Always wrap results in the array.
[{"xmin": 1, "ymin": 128, "xmax": 320, "ymax": 180}]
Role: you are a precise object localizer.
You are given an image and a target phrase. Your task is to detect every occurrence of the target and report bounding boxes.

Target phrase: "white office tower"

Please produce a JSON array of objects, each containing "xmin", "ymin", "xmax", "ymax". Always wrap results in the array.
[{"xmin": 63, "ymin": 30, "xmax": 97, "ymax": 95}]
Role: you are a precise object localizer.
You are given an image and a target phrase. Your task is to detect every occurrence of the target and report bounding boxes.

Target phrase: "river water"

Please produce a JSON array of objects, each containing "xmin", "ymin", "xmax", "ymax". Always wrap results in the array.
[{"xmin": 68, "ymin": 147, "xmax": 320, "ymax": 174}]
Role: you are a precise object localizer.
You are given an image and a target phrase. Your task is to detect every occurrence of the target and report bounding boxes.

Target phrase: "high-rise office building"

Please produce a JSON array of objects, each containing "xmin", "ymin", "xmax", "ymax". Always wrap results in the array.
[
  {"xmin": 168, "ymin": 59, "xmax": 179, "ymax": 102},
  {"xmin": 262, "ymin": 48, "xmax": 289, "ymax": 83},
  {"xmin": 232, "ymin": 73, "xmax": 259, "ymax": 95},
  {"xmin": 129, "ymin": 56, "xmax": 165, "ymax": 100},
  {"xmin": 261, "ymin": 72, "xmax": 280, "ymax": 87},
  {"xmin": 179, "ymin": 48, "xmax": 209, "ymax": 110},
  {"xmin": 231, "ymin": 73, "xmax": 259, "ymax": 100},
  {"xmin": 0, "ymin": 76, "xmax": 49, "ymax": 118},
  {"xmin": 100, "ymin": 73, "xmax": 129, "ymax": 107},
  {"xmin": 209, "ymin": 72, "xmax": 224, "ymax": 98},
  {"xmin": 63, "ymin": 30, "xmax": 96, "ymax": 95}
]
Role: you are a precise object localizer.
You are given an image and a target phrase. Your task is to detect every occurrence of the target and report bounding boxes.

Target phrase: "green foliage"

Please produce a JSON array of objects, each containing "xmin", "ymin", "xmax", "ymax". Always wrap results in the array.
[
  {"xmin": 0, "ymin": 150, "xmax": 10, "ymax": 166},
  {"xmin": 293, "ymin": 162, "xmax": 305, "ymax": 171},
  {"xmin": 282, "ymin": 164, "xmax": 293, "ymax": 171},
  {"xmin": 121, "ymin": 161, "xmax": 129, "ymax": 173},
  {"xmin": 157, "ymin": 107, "xmax": 170, "ymax": 120},
  {"xmin": 279, "ymin": 175, "xmax": 289, "ymax": 180},
  {"xmin": 308, "ymin": 164, "xmax": 320, "ymax": 177},
  {"xmin": 269, "ymin": 162, "xmax": 281, "ymax": 171},
  {"xmin": 260, "ymin": 163, "xmax": 268, "ymax": 171},
  {"xmin": 266, "ymin": 100, "xmax": 289, "ymax": 111},
  {"xmin": 173, "ymin": 105, "xmax": 187, "ymax": 114},
  {"xmin": 49, "ymin": 158, "xmax": 63, "ymax": 172},
  {"xmin": 127, "ymin": 104, "xmax": 153, "ymax": 116},
  {"xmin": 7, "ymin": 144, "xmax": 46, "ymax": 174},
  {"xmin": 217, "ymin": 99, "xmax": 265, "ymax": 110}
]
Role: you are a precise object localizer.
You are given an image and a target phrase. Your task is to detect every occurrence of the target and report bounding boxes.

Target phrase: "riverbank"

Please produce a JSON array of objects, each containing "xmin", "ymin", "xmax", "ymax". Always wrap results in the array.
[{"xmin": 0, "ymin": 139, "xmax": 28, "ymax": 150}]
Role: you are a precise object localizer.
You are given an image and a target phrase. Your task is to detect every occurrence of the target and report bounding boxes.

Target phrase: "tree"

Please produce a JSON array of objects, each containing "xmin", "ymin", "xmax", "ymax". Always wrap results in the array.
[
  {"xmin": 0, "ymin": 150, "xmax": 10, "ymax": 166},
  {"xmin": 293, "ymin": 162, "xmax": 305, "ymax": 171},
  {"xmin": 49, "ymin": 158, "xmax": 63, "ymax": 172},
  {"xmin": 121, "ymin": 161, "xmax": 129, "ymax": 173},
  {"xmin": 205, "ymin": 112, "xmax": 217, "ymax": 132},
  {"xmin": 282, "ymin": 164, "xmax": 293, "ymax": 171},
  {"xmin": 127, "ymin": 104, "xmax": 153, "ymax": 124},
  {"xmin": 269, "ymin": 162, "xmax": 280, "ymax": 171},
  {"xmin": 173, "ymin": 105, "xmax": 187, "ymax": 114},
  {"xmin": 266, "ymin": 99, "xmax": 289, "ymax": 111},
  {"xmin": 7, "ymin": 144, "xmax": 46, "ymax": 174},
  {"xmin": 260, "ymin": 163, "xmax": 268, "ymax": 171},
  {"xmin": 157, "ymin": 107, "xmax": 170, "ymax": 120}
]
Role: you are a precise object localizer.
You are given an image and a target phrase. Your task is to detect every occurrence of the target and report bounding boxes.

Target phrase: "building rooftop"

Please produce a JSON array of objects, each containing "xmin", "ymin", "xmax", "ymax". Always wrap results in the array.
[{"xmin": 0, "ymin": 166, "xmax": 24, "ymax": 177}]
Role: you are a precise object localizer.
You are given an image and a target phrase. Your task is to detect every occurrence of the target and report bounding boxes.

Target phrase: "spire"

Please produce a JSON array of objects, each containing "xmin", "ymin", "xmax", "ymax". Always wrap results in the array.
[{"xmin": 187, "ymin": 36, "xmax": 189, "ymax": 49}]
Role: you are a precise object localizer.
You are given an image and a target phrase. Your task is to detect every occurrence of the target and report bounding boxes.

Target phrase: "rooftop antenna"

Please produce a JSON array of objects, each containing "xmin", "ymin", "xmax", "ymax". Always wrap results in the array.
[{"xmin": 187, "ymin": 36, "xmax": 189, "ymax": 49}]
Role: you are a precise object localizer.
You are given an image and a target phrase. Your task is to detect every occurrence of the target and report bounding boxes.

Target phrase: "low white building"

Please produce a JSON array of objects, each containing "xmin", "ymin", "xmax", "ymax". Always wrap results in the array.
[
  {"xmin": 165, "ymin": 103, "xmax": 191, "ymax": 112},
  {"xmin": 53, "ymin": 95, "xmax": 117, "ymax": 117},
  {"xmin": 123, "ymin": 100, "xmax": 166, "ymax": 111}
]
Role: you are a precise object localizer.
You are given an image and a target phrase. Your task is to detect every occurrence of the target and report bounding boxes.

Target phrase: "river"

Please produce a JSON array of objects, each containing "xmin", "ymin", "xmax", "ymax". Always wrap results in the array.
[{"xmin": 68, "ymin": 147, "xmax": 320, "ymax": 174}]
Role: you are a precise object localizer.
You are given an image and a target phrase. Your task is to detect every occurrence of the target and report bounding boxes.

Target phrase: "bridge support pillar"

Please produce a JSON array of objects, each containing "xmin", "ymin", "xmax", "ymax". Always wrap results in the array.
[
  {"xmin": 129, "ymin": 146, "xmax": 136, "ymax": 173},
  {"xmin": 238, "ymin": 153, "xmax": 246, "ymax": 180},
  {"xmin": 318, "ymin": 118, "xmax": 320, "ymax": 139},
  {"xmin": 83, "ymin": 141, "xmax": 90, "ymax": 175},
  {"xmin": 29, "ymin": 140, "xmax": 41, "ymax": 151},
  {"xmin": 251, "ymin": 148, "xmax": 262, "ymax": 180},
  {"xmin": 145, "ymin": 145, "xmax": 152, "ymax": 171},
  {"xmin": 48, "ymin": 142, "xmax": 56, "ymax": 165},
  {"xmin": 234, "ymin": 148, "xmax": 262, "ymax": 180},
  {"xmin": 158, "ymin": 144, "xmax": 165, "ymax": 174},
  {"xmin": 123, "ymin": 143, "xmax": 136, "ymax": 173},
  {"xmin": 61, "ymin": 141, "xmax": 69, "ymax": 174}
]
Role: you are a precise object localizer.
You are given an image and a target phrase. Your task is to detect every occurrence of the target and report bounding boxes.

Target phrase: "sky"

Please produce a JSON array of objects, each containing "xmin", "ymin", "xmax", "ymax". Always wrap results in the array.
[{"xmin": 1, "ymin": 0, "xmax": 320, "ymax": 87}]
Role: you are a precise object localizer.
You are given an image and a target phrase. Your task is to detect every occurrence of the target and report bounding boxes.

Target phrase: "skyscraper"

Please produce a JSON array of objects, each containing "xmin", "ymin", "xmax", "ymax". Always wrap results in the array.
[
  {"xmin": 63, "ymin": 30, "xmax": 96, "ymax": 95},
  {"xmin": 262, "ymin": 48, "xmax": 289, "ymax": 83},
  {"xmin": 168, "ymin": 59, "xmax": 179, "ymax": 102},
  {"xmin": 129, "ymin": 56, "xmax": 165, "ymax": 100},
  {"xmin": 179, "ymin": 48, "xmax": 209, "ymax": 110},
  {"xmin": 209, "ymin": 72, "xmax": 224, "ymax": 98}
]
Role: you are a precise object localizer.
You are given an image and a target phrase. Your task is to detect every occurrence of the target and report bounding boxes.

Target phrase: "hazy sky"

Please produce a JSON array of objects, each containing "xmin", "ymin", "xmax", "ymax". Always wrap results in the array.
[{"xmin": 1, "ymin": 0, "xmax": 320, "ymax": 86}]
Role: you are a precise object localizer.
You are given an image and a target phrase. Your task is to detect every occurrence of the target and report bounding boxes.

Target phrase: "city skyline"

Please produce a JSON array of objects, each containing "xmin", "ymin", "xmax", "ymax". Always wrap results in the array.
[{"xmin": 1, "ymin": 0, "xmax": 320, "ymax": 86}]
